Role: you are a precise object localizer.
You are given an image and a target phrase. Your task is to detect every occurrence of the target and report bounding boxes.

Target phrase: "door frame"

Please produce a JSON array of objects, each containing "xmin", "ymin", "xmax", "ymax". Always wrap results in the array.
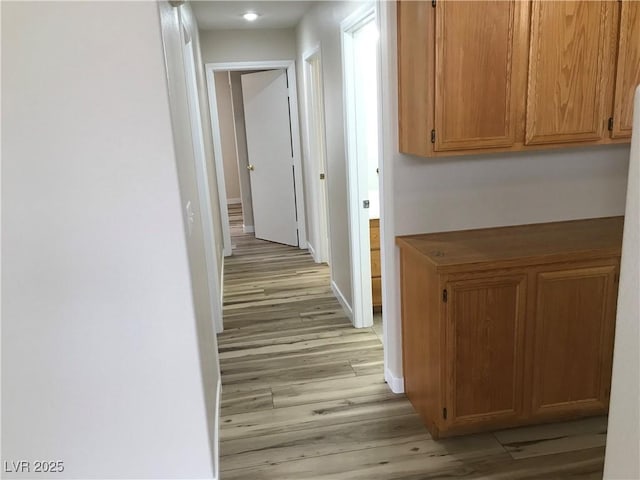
[
  {"xmin": 341, "ymin": 3, "xmax": 380, "ymax": 329},
  {"xmin": 302, "ymin": 46, "xmax": 331, "ymax": 264},
  {"xmin": 204, "ymin": 60, "xmax": 308, "ymax": 252},
  {"xmin": 181, "ymin": 26, "xmax": 224, "ymax": 336},
  {"xmin": 176, "ymin": 6, "xmax": 222, "ymax": 478}
]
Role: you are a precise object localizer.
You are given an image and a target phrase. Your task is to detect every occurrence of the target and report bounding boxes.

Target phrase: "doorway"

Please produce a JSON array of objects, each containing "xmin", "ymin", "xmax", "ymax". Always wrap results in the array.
[
  {"xmin": 303, "ymin": 47, "xmax": 331, "ymax": 265},
  {"xmin": 342, "ymin": 5, "xmax": 382, "ymax": 329},
  {"xmin": 204, "ymin": 61, "xmax": 308, "ymax": 254}
]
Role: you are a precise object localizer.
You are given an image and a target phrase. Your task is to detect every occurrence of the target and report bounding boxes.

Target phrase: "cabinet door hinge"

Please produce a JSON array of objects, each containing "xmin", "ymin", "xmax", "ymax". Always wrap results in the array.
[
  {"xmin": 432, "ymin": 0, "xmax": 436, "ymax": 7},
  {"xmin": 608, "ymin": 117, "xmax": 614, "ymax": 131},
  {"xmin": 431, "ymin": 129, "xmax": 436, "ymax": 144},
  {"xmin": 442, "ymin": 407, "xmax": 447, "ymax": 419},
  {"xmin": 442, "ymin": 289, "xmax": 448, "ymax": 303}
]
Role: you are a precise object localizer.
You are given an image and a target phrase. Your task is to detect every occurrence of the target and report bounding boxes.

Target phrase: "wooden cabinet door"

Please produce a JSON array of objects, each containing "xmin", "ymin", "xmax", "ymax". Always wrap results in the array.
[
  {"xmin": 531, "ymin": 265, "xmax": 617, "ymax": 418},
  {"xmin": 612, "ymin": 0, "xmax": 640, "ymax": 139},
  {"xmin": 445, "ymin": 274, "xmax": 527, "ymax": 429},
  {"xmin": 434, "ymin": 1, "xmax": 528, "ymax": 152},
  {"xmin": 526, "ymin": 1, "xmax": 616, "ymax": 145}
]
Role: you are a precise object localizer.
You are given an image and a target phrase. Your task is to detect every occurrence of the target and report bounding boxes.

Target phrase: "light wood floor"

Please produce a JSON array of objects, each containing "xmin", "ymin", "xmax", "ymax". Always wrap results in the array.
[{"xmin": 219, "ymin": 203, "xmax": 606, "ymax": 479}]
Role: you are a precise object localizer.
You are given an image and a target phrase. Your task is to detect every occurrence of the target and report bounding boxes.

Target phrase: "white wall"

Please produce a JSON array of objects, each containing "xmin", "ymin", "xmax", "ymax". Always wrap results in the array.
[
  {"xmin": 200, "ymin": 28, "xmax": 297, "ymax": 64},
  {"xmin": 2, "ymin": 2, "xmax": 218, "ymax": 478},
  {"xmin": 378, "ymin": 1, "xmax": 629, "ymax": 387},
  {"xmin": 604, "ymin": 87, "xmax": 640, "ymax": 480},
  {"xmin": 214, "ymin": 72, "xmax": 242, "ymax": 202},
  {"xmin": 160, "ymin": 2, "xmax": 222, "ymax": 474},
  {"xmin": 297, "ymin": 2, "xmax": 364, "ymax": 307}
]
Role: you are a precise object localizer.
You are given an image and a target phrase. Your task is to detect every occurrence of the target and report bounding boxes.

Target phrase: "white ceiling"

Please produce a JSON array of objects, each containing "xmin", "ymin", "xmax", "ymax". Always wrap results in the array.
[{"xmin": 191, "ymin": 1, "xmax": 317, "ymax": 30}]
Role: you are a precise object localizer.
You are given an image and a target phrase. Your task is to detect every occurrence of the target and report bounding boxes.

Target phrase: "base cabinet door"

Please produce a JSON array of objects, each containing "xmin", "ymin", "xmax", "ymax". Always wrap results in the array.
[
  {"xmin": 445, "ymin": 274, "xmax": 527, "ymax": 430},
  {"xmin": 531, "ymin": 265, "xmax": 617, "ymax": 417}
]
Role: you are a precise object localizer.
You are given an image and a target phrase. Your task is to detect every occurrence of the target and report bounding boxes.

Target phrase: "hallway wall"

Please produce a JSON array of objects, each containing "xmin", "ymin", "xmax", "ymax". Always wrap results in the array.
[
  {"xmin": 159, "ymin": 2, "xmax": 222, "ymax": 476},
  {"xmin": 2, "ymin": 2, "xmax": 218, "ymax": 477},
  {"xmin": 296, "ymin": 1, "xmax": 364, "ymax": 309},
  {"xmin": 200, "ymin": 28, "xmax": 297, "ymax": 64}
]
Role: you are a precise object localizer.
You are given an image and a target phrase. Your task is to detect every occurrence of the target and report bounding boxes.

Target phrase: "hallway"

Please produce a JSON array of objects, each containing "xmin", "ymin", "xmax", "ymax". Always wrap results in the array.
[{"xmin": 217, "ymin": 205, "xmax": 607, "ymax": 479}]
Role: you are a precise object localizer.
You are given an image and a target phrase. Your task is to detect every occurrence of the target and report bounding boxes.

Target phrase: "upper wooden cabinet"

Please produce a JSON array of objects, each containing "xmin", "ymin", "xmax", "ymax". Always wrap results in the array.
[
  {"xmin": 525, "ymin": 1, "xmax": 617, "ymax": 145},
  {"xmin": 434, "ymin": 1, "xmax": 528, "ymax": 151},
  {"xmin": 398, "ymin": 0, "xmax": 638, "ymax": 158},
  {"xmin": 612, "ymin": 0, "xmax": 640, "ymax": 139}
]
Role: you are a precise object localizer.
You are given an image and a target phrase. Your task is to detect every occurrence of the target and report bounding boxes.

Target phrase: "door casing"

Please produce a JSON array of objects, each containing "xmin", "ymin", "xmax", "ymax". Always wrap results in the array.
[
  {"xmin": 341, "ymin": 4, "xmax": 381, "ymax": 329},
  {"xmin": 302, "ymin": 46, "xmax": 331, "ymax": 264},
  {"xmin": 204, "ymin": 60, "xmax": 308, "ymax": 255}
]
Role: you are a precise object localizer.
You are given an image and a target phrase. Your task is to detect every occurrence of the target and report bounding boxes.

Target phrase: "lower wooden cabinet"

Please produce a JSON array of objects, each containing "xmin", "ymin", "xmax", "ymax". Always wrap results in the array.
[
  {"xmin": 446, "ymin": 273, "xmax": 527, "ymax": 430},
  {"xmin": 370, "ymin": 219, "xmax": 382, "ymax": 309},
  {"xmin": 531, "ymin": 265, "xmax": 618, "ymax": 418},
  {"xmin": 397, "ymin": 217, "xmax": 622, "ymax": 438}
]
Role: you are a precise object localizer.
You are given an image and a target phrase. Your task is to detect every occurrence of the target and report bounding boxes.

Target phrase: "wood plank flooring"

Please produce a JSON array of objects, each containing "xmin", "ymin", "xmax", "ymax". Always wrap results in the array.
[{"xmin": 219, "ymin": 203, "xmax": 607, "ymax": 479}]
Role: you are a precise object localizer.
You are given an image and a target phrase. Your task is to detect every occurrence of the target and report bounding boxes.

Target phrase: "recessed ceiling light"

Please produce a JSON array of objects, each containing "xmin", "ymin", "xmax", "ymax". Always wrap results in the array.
[{"xmin": 243, "ymin": 12, "xmax": 259, "ymax": 21}]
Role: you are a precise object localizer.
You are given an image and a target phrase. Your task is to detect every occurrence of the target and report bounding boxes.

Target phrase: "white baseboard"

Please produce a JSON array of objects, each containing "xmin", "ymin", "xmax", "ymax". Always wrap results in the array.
[
  {"xmin": 307, "ymin": 242, "xmax": 320, "ymax": 263},
  {"xmin": 385, "ymin": 367, "xmax": 405, "ymax": 394},
  {"xmin": 227, "ymin": 198, "xmax": 241, "ymax": 205},
  {"xmin": 331, "ymin": 280, "xmax": 353, "ymax": 321},
  {"xmin": 213, "ymin": 377, "xmax": 221, "ymax": 480},
  {"xmin": 215, "ymin": 261, "xmax": 225, "ymax": 334},
  {"xmin": 243, "ymin": 224, "xmax": 254, "ymax": 233}
]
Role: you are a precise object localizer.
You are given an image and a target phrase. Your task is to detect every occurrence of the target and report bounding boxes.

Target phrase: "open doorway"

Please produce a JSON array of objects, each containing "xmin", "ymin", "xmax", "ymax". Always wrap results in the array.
[
  {"xmin": 342, "ymin": 5, "xmax": 382, "ymax": 330},
  {"xmin": 303, "ymin": 47, "xmax": 331, "ymax": 265},
  {"xmin": 205, "ymin": 61, "xmax": 308, "ymax": 255}
]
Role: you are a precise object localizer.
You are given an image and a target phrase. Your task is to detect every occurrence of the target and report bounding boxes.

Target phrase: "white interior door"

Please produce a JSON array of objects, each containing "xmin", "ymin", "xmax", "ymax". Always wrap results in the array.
[{"xmin": 241, "ymin": 69, "xmax": 298, "ymax": 246}]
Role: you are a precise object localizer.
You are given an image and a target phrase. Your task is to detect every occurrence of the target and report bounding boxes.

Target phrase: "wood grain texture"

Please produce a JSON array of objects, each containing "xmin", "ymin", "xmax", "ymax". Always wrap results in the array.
[
  {"xmin": 396, "ymin": 216, "xmax": 624, "ymax": 273},
  {"xmin": 494, "ymin": 416, "xmax": 608, "ymax": 460},
  {"xmin": 531, "ymin": 264, "xmax": 618, "ymax": 417},
  {"xmin": 612, "ymin": 0, "xmax": 640, "ymax": 138},
  {"xmin": 526, "ymin": 1, "xmax": 616, "ymax": 145},
  {"xmin": 221, "ymin": 204, "xmax": 607, "ymax": 478},
  {"xmin": 370, "ymin": 219, "xmax": 382, "ymax": 308},
  {"xmin": 400, "ymin": 250, "xmax": 443, "ymax": 437},
  {"xmin": 370, "ymin": 250, "xmax": 381, "ymax": 277},
  {"xmin": 435, "ymin": 1, "xmax": 527, "ymax": 151},
  {"xmin": 221, "ymin": 388, "xmax": 273, "ymax": 416},
  {"xmin": 396, "ymin": 0, "xmax": 631, "ymax": 158},
  {"xmin": 447, "ymin": 274, "xmax": 527, "ymax": 427},
  {"xmin": 397, "ymin": 0, "xmax": 434, "ymax": 157},
  {"xmin": 397, "ymin": 217, "xmax": 621, "ymax": 439}
]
